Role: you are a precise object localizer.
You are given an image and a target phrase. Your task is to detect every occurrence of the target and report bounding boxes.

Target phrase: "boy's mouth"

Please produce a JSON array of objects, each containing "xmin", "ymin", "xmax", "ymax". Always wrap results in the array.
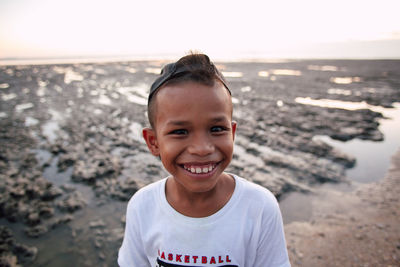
[{"xmin": 181, "ymin": 162, "xmax": 218, "ymax": 174}]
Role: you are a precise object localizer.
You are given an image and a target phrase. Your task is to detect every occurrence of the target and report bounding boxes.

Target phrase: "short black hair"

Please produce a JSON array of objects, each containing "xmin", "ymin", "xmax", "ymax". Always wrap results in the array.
[{"xmin": 147, "ymin": 53, "xmax": 231, "ymax": 128}]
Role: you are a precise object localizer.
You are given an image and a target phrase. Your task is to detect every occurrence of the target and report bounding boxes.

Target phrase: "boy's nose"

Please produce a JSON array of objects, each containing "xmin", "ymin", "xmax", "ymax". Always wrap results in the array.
[{"xmin": 187, "ymin": 134, "xmax": 214, "ymax": 156}]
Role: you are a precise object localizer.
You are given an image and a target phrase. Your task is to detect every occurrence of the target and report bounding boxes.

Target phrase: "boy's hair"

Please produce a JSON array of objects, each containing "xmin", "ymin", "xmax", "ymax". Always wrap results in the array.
[{"xmin": 147, "ymin": 53, "xmax": 231, "ymax": 128}]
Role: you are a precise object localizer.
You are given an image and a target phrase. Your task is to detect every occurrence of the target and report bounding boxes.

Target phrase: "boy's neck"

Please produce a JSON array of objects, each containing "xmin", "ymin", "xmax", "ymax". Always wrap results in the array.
[{"xmin": 165, "ymin": 173, "xmax": 235, "ymax": 218}]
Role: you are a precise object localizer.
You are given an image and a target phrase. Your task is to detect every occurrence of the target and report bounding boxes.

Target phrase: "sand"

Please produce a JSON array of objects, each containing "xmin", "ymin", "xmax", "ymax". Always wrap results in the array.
[{"xmin": 285, "ymin": 149, "xmax": 400, "ymax": 266}]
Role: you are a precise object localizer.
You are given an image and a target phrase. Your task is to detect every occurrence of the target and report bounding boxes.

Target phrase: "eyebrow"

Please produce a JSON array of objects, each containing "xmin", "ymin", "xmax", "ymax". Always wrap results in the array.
[
  {"xmin": 166, "ymin": 116, "xmax": 229, "ymax": 126},
  {"xmin": 166, "ymin": 120, "xmax": 190, "ymax": 126},
  {"xmin": 210, "ymin": 116, "xmax": 229, "ymax": 123}
]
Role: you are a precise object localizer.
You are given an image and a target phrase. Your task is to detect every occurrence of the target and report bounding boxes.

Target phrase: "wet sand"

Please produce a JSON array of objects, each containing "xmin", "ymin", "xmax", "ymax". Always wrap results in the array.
[
  {"xmin": 0, "ymin": 59, "xmax": 400, "ymax": 266},
  {"xmin": 285, "ymin": 149, "xmax": 400, "ymax": 266}
]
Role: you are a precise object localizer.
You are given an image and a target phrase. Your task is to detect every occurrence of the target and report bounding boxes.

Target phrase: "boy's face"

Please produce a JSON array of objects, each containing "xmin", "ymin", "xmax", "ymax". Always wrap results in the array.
[{"xmin": 143, "ymin": 81, "xmax": 236, "ymax": 194}]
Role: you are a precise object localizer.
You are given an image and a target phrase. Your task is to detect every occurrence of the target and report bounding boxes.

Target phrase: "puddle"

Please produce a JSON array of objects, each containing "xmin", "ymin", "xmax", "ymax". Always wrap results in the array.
[
  {"xmin": 124, "ymin": 67, "xmax": 137, "ymax": 74},
  {"xmin": 280, "ymin": 181, "xmax": 356, "ymax": 225},
  {"xmin": 0, "ymin": 83, "xmax": 10, "ymax": 89},
  {"xmin": 280, "ymin": 191, "xmax": 313, "ymax": 224},
  {"xmin": 64, "ymin": 69, "xmax": 84, "ymax": 84},
  {"xmin": 116, "ymin": 86, "xmax": 148, "ymax": 106},
  {"xmin": 327, "ymin": 88, "xmax": 352, "ymax": 96},
  {"xmin": 330, "ymin": 77, "xmax": 361, "ymax": 84},
  {"xmin": 221, "ymin": 71, "xmax": 243, "ymax": 78},
  {"xmin": 307, "ymin": 65, "xmax": 339, "ymax": 72},
  {"xmin": 314, "ymin": 102, "xmax": 400, "ymax": 183},
  {"xmin": 42, "ymin": 121, "xmax": 60, "ymax": 143},
  {"xmin": 33, "ymin": 149, "xmax": 52, "ymax": 166},
  {"xmin": 296, "ymin": 98, "xmax": 400, "ymax": 183},
  {"xmin": 20, "ymin": 149, "xmax": 125, "ymax": 266},
  {"xmin": 128, "ymin": 122, "xmax": 144, "ymax": 143},
  {"xmin": 41, "ymin": 109, "xmax": 64, "ymax": 143},
  {"xmin": 241, "ymin": 86, "xmax": 251, "ymax": 92},
  {"xmin": 98, "ymin": 94, "xmax": 112, "ymax": 105},
  {"xmin": 270, "ymin": 69, "xmax": 302, "ymax": 76},
  {"xmin": 145, "ymin": 68, "xmax": 161, "ymax": 74},
  {"xmin": 2, "ymin": 93, "xmax": 17, "ymax": 101},
  {"xmin": 281, "ymin": 101, "xmax": 400, "ymax": 224},
  {"xmin": 295, "ymin": 97, "xmax": 374, "ymax": 110},
  {"xmin": 258, "ymin": 71, "xmax": 270, "ymax": 77},
  {"xmin": 15, "ymin": 103, "xmax": 34, "ymax": 112},
  {"xmin": 25, "ymin": 116, "xmax": 39, "ymax": 127}
]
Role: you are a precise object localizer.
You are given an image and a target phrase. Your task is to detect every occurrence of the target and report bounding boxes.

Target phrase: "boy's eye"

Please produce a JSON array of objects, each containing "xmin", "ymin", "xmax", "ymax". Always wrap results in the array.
[
  {"xmin": 211, "ymin": 126, "xmax": 227, "ymax": 132},
  {"xmin": 170, "ymin": 129, "xmax": 188, "ymax": 135}
]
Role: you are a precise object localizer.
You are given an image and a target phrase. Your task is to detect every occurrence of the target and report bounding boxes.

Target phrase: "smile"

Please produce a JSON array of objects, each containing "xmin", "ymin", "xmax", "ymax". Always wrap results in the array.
[{"xmin": 182, "ymin": 163, "xmax": 217, "ymax": 174}]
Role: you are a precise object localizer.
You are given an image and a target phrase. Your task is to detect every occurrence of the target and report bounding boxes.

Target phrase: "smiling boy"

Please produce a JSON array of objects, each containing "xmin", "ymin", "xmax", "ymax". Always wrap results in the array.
[{"xmin": 118, "ymin": 53, "xmax": 290, "ymax": 266}]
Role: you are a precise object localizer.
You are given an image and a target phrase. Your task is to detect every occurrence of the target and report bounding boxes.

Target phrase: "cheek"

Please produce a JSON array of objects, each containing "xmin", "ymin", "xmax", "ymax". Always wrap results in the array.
[
  {"xmin": 159, "ymin": 139, "xmax": 182, "ymax": 160},
  {"xmin": 218, "ymin": 138, "xmax": 234, "ymax": 155}
]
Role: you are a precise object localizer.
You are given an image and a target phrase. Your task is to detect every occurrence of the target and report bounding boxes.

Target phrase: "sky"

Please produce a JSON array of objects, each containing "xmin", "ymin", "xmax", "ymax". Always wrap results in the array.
[{"xmin": 1, "ymin": 0, "xmax": 400, "ymax": 61}]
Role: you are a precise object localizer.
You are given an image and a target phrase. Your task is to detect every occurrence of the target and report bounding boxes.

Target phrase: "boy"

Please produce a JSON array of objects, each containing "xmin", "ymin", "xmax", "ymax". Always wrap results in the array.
[{"xmin": 118, "ymin": 53, "xmax": 290, "ymax": 267}]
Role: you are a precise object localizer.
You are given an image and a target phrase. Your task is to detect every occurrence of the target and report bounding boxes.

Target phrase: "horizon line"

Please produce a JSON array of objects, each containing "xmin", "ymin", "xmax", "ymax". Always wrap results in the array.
[{"xmin": 2, "ymin": 54, "xmax": 400, "ymax": 66}]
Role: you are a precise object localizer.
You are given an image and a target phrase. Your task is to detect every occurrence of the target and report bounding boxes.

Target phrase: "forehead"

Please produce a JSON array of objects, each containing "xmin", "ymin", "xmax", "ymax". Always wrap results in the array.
[{"xmin": 154, "ymin": 81, "xmax": 232, "ymax": 123}]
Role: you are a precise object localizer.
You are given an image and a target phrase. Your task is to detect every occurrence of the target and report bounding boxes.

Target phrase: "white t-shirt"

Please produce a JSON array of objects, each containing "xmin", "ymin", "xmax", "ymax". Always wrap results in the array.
[{"xmin": 118, "ymin": 174, "xmax": 291, "ymax": 267}]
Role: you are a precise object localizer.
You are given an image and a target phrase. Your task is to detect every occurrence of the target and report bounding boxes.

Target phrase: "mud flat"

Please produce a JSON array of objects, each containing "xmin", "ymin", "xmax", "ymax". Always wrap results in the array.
[
  {"xmin": 285, "ymin": 148, "xmax": 400, "ymax": 266},
  {"xmin": 0, "ymin": 59, "xmax": 399, "ymax": 266}
]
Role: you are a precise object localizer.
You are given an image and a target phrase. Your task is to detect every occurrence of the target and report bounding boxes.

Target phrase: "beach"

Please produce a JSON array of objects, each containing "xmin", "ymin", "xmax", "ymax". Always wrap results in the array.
[
  {"xmin": 0, "ymin": 59, "xmax": 399, "ymax": 266},
  {"xmin": 285, "ymin": 148, "xmax": 400, "ymax": 266}
]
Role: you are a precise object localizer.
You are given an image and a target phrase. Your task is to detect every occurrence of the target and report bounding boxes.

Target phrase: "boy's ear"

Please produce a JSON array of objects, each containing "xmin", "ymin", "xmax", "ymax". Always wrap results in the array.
[
  {"xmin": 231, "ymin": 121, "xmax": 237, "ymax": 141},
  {"xmin": 142, "ymin": 128, "xmax": 160, "ymax": 156}
]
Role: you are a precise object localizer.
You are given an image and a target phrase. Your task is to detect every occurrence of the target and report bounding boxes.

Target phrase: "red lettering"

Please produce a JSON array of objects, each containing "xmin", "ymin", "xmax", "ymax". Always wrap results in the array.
[
  {"xmin": 176, "ymin": 255, "xmax": 182, "ymax": 262},
  {"xmin": 161, "ymin": 252, "xmax": 165, "ymax": 259},
  {"xmin": 226, "ymin": 255, "xmax": 232, "ymax": 263},
  {"xmin": 184, "ymin": 255, "xmax": 190, "ymax": 263},
  {"xmin": 168, "ymin": 254, "xmax": 173, "ymax": 261},
  {"xmin": 202, "ymin": 256, "xmax": 207, "ymax": 263},
  {"xmin": 158, "ymin": 249, "xmax": 160, "ymax": 256},
  {"xmin": 193, "ymin": 256, "xmax": 198, "ymax": 263},
  {"xmin": 210, "ymin": 256, "xmax": 216, "ymax": 264},
  {"xmin": 219, "ymin": 256, "xmax": 224, "ymax": 263}
]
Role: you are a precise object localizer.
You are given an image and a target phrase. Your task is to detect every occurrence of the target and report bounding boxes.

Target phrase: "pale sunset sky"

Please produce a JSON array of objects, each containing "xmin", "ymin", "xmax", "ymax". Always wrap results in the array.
[{"xmin": 1, "ymin": 0, "xmax": 399, "ymax": 61}]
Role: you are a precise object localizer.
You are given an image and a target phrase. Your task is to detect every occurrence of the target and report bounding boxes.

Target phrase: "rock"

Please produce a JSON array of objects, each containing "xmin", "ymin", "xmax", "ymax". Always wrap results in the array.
[
  {"xmin": 38, "ymin": 204, "xmax": 55, "ymax": 219},
  {"xmin": 58, "ymin": 191, "xmax": 86, "ymax": 212},
  {"xmin": 72, "ymin": 155, "xmax": 121, "ymax": 184},
  {"xmin": 0, "ymin": 254, "xmax": 20, "ymax": 267},
  {"xmin": 12, "ymin": 244, "xmax": 38, "ymax": 263},
  {"xmin": 24, "ymin": 224, "xmax": 48, "ymax": 238},
  {"xmin": 50, "ymin": 215, "xmax": 73, "ymax": 229},
  {"xmin": 72, "ymin": 160, "xmax": 96, "ymax": 183},
  {"xmin": 111, "ymin": 177, "xmax": 138, "ymax": 201},
  {"xmin": 0, "ymin": 226, "xmax": 37, "ymax": 265},
  {"xmin": 110, "ymin": 228, "xmax": 124, "ymax": 242},
  {"xmin": 40, "ymin": 186, "xmax": 63, "ymax": 201},
  {"xmin": 26, "ymin": 212, "xmax": 40, "ymax": 226},
  {"xmin": 89, "ymin": 219, "xmax": 106, "ymax": 228},
  {"xmin": 60, "ymin": 184, "xmax": 76, "ymax": 193},
  {"xmin": 9, "ymin": 187, "xmax": 25, "ymax": 198},
  {"xmin": 57, "ymin": 153, "xmax": 76, "ymax": 171}
]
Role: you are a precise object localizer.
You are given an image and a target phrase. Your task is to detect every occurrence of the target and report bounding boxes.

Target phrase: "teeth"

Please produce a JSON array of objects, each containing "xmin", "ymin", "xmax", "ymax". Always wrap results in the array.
[{"xmin": 184, "ymin": 164, "xmax": 215, "ymax": 174}]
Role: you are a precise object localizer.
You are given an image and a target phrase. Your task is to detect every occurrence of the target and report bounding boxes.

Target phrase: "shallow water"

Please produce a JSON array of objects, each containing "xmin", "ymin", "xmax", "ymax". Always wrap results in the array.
[
  {"xmin": 314, "ymin": 103, "xmax": 400, "ymax": 183},
  {"xmin": 281, "ymin": 103, "xmax": 400, "ymax": 224}
]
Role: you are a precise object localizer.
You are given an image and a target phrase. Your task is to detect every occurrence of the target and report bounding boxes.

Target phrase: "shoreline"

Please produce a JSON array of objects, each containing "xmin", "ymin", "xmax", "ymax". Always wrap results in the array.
[
  {"xmin": 2, "ymin": 57, "xmax": 399, "ymax": 67},
  {"xmin": 284, "ymin": 149, "xmax": 400, "ymax": 266}
]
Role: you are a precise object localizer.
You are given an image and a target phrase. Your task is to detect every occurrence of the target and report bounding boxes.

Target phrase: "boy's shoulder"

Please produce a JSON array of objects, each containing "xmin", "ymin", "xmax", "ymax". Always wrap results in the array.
[
  {"xmin": 233, "ymin": 174, "xmax": 279, "ymax": 208},
  {"xmin": 127, "ymin": 178, "xmax": 166, "ymax": 209}
]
